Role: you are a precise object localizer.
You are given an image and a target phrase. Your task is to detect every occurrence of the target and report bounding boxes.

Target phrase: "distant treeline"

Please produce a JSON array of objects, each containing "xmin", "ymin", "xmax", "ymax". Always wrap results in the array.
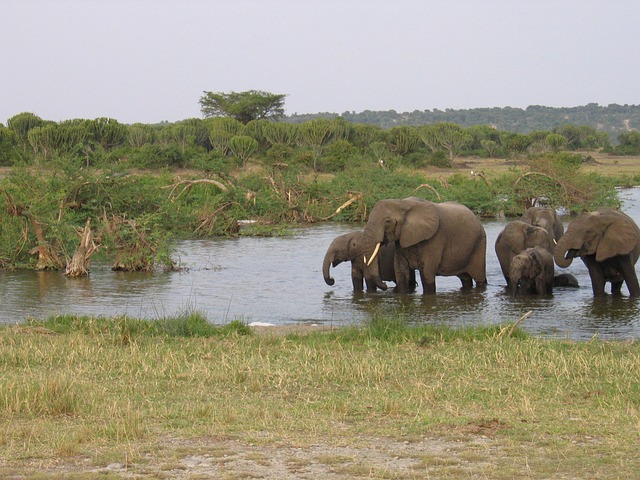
[
  {"xmin": 287, "ymin": 103, "xmax": 640, "ymax": 140},
  {"xmin": 3, "ymin": 110, "xmax": 640, "ymax": 172}
]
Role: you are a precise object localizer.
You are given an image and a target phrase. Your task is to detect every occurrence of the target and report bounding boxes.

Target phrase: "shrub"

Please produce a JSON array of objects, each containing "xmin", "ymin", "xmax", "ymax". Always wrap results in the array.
[{"xmin": 319, "ymin": 139, "xmax": 358, "ymax": 172}]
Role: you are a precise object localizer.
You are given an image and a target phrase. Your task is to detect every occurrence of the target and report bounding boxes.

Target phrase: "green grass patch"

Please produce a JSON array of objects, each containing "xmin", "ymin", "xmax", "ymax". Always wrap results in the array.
[{"xmin": 25, "ymin": 312, "xmax": 252, "ymax": 338}]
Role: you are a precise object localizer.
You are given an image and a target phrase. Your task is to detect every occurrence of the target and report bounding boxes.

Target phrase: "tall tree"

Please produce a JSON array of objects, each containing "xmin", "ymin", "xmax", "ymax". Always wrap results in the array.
[
  {"xmin": 418, "ymin": 123, "xmax": 471, "ymax": 160},
  {"xmin": 7, "ymin": 112, "xmax": 45, "ymax": 151},
  {"xmin": 199, "ymin": 90, "xmax": 286, "ymax": 124}
]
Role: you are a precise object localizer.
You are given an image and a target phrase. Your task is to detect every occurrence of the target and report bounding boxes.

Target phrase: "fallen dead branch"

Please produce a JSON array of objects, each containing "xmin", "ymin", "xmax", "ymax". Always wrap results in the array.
[
  {"xmin": 498, "ymin": 310, "xmax": 533, "ymax": 339},
  {"xmin": 322, "ymin": 192, "xmax": 364, "ymax": 221},
  {"xmin": 471, "ymin": 170, "xmax": 497, "ymax": 194},
  {"xmin": 164, "ymin": 178, "xmax": 231, "ymax": 202},
  {"xmin": 414, "ymin": 184, "xmax": 441, "ymax": 199}
]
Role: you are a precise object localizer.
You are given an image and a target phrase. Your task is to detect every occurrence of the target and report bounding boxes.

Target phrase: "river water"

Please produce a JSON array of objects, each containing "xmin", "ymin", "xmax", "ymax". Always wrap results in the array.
[{"xmin": 2, "ymin": 189, "xmax": 640, "ymax": 340}]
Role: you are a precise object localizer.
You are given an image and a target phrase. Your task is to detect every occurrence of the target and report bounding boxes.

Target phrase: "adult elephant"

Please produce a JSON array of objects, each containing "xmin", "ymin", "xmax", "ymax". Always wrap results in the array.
[
  {"xmin": 357, "ymin": 198, "xmax": 486, "ymax": 294},
  {"xmin": 554, "ymin": 208, "xmax": 640, "ymax": 297},
  {"xmin": 495, "ymin": 220, "xmax": 552, "ymax": 287},
  {"xmin": 521, "ymin": 206, "xmax": 564, "ymax": 244},
  {"xmin": 322, "ymin": 231, "xmax": 415, "ymax": 292},
  {"xmin": 509, "ymin": 246, "xmax": 554, "ymax": 296}
]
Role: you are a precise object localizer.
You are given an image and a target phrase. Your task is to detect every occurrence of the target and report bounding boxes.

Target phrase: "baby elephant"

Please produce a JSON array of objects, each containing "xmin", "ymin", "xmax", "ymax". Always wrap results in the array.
[
  {"xmin": 322, "ymin": 231, "xmax": 393, "ymax": 292},
  {"xmin": 509, "ymin": 246, "xmax": 554, "ymax": 296}
]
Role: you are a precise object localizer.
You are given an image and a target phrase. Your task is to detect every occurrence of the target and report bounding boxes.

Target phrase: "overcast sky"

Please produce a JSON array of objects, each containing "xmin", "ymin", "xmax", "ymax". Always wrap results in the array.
[{"xmin": 2, "ymin": 0, "xmax": 639, "ymax": 125}]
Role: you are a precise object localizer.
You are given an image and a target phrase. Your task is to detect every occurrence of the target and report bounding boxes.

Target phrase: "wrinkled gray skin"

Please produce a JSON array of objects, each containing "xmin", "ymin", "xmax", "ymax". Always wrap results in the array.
[
  {"xmin": 521, "ymin": 206, "xmax": 564, "ymax": 244},
  {"xmin": 554, "ymin": 208, "xmax": 640, "ymax": 297},
  {"xmin": 495, "ymin": 220, "xmax": 552, "ymax": 287},
  {"xmin": 509, "ymin": 246, "xmax": 555, "ymax": 296},
  {"xmin": 356, "ymin": 198, "xmax": 487, "ymax": 294},
  {"xmin": 323, "ymin": 231, "xmax": 415, "ymax": 292}
]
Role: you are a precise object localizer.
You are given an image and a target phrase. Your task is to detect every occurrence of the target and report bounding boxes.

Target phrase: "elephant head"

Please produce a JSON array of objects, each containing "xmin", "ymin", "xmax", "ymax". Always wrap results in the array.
[
  {"xmin": 323, "ymin": 231, "xmax": 387, "ymax": 290},
  {"xmin": 509, "ymin": 246, "xmax": 554, "ymax": 296},
  {"xmin": 323, "ymin": 232, "xmax": 356, "ymax": 286},
  {"xmin": 521, "ymin": 206, "xmax": 564, "ymax": 243},
  {"xmin": 496, "ymin": 221, "xmax": 552, "ymax": 254},
  {"xmin": 554, "ymin": 208, "xmax": 640, "ymax": 268},
  {"xmin": 359, "ymin": 198, "xmax": 440, "ymax": 267}
]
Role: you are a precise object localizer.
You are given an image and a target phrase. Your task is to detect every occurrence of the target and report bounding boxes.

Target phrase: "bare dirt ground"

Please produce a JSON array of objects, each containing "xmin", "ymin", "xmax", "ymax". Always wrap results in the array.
[{"xmin": 7, "ymin": 432, "xmax": 504, "ymax": 479}]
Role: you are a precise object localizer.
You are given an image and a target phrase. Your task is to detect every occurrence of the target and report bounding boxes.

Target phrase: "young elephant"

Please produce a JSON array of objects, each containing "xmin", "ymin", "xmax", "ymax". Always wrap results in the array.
[
  {"xmin": 495, "ymin": 220, "xmax": 552, "ymax": 287},
  {"xmin": 322, "ymin": 231, "xmax": 397, "ymax": 292},
  {"xmin": 509, "ymin": 246, "xmax": 555, "ymax": 296}
]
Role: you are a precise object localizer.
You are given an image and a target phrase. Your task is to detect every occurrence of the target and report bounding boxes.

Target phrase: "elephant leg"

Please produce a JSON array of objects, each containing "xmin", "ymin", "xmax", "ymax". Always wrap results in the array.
[
  {"xmin": 534, "ymin": 277, "xmax": 546, "ymax": 295},
  {"xmin": 393, "ymin": 255, "xmax": 413, "ymax": 294},
  {"xmin": 545, "ymin": 278, "xmax": 554, "ymax": 295},
  {"xmin": 619, "ymin": 256, "xmax": 640, "ymax": 297},
  {"xmin": 466, "ymin": 242, "xmax": 487, "ymax": 287},
  {"xmin": 610, "ymin": 280, "xmax": 624, "ymax": 296},
  {"xmin": 458, "ymin": 273, "xmax": 473, "ymax": 289},
  {"xmin": 418, "ymin": 270, "xmax": 436, "ymax": 294},
  {"xmin": 409, "ymin": 269, "xmax": 417, "ymax": 293},
  {"xmin": 351, "ymin": 265, "xmax": 365, "ymax": 292},
  {"xmin": 583, "ymin": 256, "xmax": 607, "ymax": 297}
]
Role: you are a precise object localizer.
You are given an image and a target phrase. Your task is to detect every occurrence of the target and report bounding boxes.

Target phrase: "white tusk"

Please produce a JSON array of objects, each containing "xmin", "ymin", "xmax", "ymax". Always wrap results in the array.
[
  {"xmin": 366, "ymin": 242, "xmax": 381, "ymax": 266},
  {"xmin": 363, "ymin": 255, "xmax": 368, "ymax": 264},
  {"xmin": 553, "ymin": 238, "xmax": 557, "ymax": 245}
]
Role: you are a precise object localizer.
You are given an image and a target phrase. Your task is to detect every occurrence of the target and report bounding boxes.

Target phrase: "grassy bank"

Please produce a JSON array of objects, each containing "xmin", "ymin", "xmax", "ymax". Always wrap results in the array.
[{"xmin": 1, "ymin": 314, "xmax": 639, "ymax": 478}]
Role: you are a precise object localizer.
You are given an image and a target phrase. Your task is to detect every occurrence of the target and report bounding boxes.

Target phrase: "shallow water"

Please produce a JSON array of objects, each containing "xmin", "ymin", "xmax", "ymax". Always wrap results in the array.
[{"xmin": 2, "ymin": 189, "xmax": 640, "ymax": 340}]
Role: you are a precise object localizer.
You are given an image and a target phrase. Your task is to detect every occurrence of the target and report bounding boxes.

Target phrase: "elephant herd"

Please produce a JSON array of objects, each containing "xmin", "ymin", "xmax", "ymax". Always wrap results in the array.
[{"xmin": 323, "ymin": 197, "xmax": 640, "ymax": 298}]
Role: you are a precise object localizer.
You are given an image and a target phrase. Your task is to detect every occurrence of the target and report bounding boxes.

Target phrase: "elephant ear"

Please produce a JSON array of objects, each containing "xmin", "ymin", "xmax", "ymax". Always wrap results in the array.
[
  {"xmin": 597, "ymin": 218, "xmax": 638, "ymax": 262},
  {"xmin": 399, "ymin": 202, "xmax": 440, "ymax": 248}
]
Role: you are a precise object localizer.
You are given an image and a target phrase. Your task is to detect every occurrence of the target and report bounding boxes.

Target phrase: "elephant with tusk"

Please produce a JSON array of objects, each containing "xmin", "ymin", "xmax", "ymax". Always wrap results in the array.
[{"xmin": 357, "ymin": 198, "xmax": 486, "ymax": 294}]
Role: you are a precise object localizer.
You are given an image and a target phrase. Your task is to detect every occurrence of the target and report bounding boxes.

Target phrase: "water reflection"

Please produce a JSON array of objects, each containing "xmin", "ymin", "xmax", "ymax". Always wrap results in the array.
[{"xmin": 2, "ymin": 189, "xmax": 640, "ymax": 341}]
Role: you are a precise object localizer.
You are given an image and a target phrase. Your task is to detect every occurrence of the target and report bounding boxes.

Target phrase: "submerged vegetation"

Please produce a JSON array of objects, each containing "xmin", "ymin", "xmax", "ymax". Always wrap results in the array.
[
  {"xmin": 1, "ymin": 316, "xmax": 639, "ymax": 477},
  {"xmin": 0, "ymin": 110, "xmax": 637, "ymax": 271}
]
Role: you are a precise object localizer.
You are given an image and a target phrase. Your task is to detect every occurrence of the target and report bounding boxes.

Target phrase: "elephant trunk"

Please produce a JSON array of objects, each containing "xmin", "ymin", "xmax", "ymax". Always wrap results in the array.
[
  {"xmin": 362, "ymin": 248, "xmax": 389, "ymax": 291},
  {"xmin": 322, "ymin": 250, "xmax": 336, "ymax": 286},
  {"xmin": 508, "ymin": 279, "xmax": 519, "ymax": 296},
  {"xmin": 359, "ymin": 228, "xmax": 388, "ymax": 290},
  {"xmin": 508, "ymin": 264, "xmax": 521, "ymax": 296},
  {"xmin": 554, "ymin": 234, "xmax": 575, "ymax": 268}
]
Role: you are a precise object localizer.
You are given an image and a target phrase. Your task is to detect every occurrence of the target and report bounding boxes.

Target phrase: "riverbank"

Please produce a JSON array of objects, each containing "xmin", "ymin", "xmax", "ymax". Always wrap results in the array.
[{"xmin": 1, "ymin": 315, "xmax": 638, "ymax": 479}]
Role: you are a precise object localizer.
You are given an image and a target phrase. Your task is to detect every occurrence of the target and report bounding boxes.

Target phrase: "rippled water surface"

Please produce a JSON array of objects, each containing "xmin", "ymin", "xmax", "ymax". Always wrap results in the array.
[{"xmin": 2, "ymin": 189, "xmax": 640, "ymax": 340}]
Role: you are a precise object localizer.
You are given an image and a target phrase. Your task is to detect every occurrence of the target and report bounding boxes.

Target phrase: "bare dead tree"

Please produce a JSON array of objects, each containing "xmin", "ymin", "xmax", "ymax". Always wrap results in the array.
[{"xmin": 65, "ymin": 218, "xmax": 99, "ymax": 277}]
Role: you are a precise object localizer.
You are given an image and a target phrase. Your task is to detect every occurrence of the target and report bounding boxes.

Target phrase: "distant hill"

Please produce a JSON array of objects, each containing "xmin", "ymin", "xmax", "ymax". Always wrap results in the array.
[{"xmin": 287, "ymin": 103, "xmax": 640, "ymax": 141}]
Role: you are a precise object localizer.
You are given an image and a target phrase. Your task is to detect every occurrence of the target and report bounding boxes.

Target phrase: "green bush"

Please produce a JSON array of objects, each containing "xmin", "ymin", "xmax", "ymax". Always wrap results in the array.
[
  {"xmin": 124, "ymin": 144, "xmax": 189, "ymax": 169},
  {"xmin": 319, "ymin": 139, "xmax": 358, "ymax": 172},
  {"xmin": 425, "ymin": 150, "xmax": 453, "ymax": 168}
]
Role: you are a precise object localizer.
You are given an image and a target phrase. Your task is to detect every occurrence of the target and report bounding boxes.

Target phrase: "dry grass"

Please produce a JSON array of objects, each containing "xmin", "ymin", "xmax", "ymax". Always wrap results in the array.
[
  {"xmin": 423, "ymin": 152, "xmax": 640, "ymax": 180},
  {"xmin": 1, "ymin": 320, "xmax": 639, "ymax": 478}
]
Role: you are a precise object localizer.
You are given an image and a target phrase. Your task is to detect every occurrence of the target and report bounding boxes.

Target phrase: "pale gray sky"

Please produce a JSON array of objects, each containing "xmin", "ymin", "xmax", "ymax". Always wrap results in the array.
[{"xmin": 2, "ymin": 0, "xmax": 639, "ymax": 125}]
